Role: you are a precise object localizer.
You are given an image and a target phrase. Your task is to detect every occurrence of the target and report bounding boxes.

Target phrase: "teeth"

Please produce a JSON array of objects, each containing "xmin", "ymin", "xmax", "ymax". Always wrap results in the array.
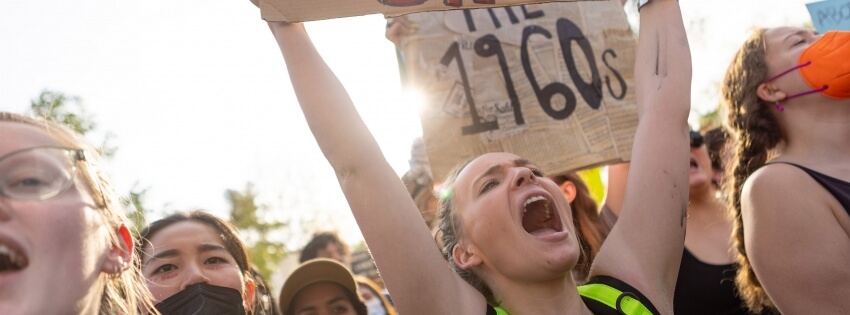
[
  {"xmin": 523, "ymin": 196, "xmax": 552, "ymax": 220},
  {"xmin": 524, "ymin": 196, "xmax": 546, "ymax": 207}
]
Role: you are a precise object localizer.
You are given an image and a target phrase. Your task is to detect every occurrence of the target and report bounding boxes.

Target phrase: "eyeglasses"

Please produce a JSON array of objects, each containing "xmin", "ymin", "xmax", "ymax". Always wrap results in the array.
[
  {"xmin": 0, "ymin": 147, "xmax": 86, "ymax": 201},
  {"xmin": 690, "ymin": 131, "xmax": 704, "ymax": 148}
]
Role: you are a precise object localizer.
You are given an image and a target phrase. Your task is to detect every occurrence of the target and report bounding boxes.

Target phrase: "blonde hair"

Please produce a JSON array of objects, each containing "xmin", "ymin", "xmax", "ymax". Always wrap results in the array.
[
  {"xmin": 436, "ymin": 158, "xmax": 497, "ymax": 304},
  {"xmin": 0, "ymin": 112, "xmax": 158, "ymax": 315},
  {"xmin": 720, "ymin": 29, "xmax": 782, "ymax": 314}
]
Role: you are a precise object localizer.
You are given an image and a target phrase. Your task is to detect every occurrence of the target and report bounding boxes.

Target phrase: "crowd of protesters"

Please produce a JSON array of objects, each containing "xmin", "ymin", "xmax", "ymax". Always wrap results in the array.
[{"xmin": 1, "ymin": 0, "xmax": 848, "ymax": 314}]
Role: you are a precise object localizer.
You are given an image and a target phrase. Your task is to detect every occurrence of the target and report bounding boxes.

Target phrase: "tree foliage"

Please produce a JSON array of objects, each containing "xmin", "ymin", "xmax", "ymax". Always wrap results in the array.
[
  {"xmin": 30, "ymin": 90, "xmax": 94, "ymax": 134},
  {"xmin": 226, "ymin": 183, "xmax": 288, "ymax": 281},
  {"xmin": 29, "ymin": 89, "xmax": 117, "ymax": 157},
  {"xmin": 124, "ymin": 184, "xmax": 152, "ymax": 236},
  {"xmin": 699, "ymin": 106, "xmax": 722, "ymax": 131},
  {"xmin": 29, "ymin": 89, "xmax": 149, "ymax": 230}
]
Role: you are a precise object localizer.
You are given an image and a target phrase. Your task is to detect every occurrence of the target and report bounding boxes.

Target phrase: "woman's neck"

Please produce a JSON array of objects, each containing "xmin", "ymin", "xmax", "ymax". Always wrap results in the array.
[
  {"xmin": 781, "ymin": 99, "xmax": 850, "ymax": 164},
  {"xmin": 687, "ymin": 192, "xmax": 728, "ymax": 226},
  {"xmin": 685, "ymin": 187, "xmax": 735, "ymax": 264},
  {"xmin": 688, "ymin": 183, "xmax": 717, "ymax": 205},
  {"xmin": 490, "ymin": 275, "xmax": 592, "ymax": 315}
]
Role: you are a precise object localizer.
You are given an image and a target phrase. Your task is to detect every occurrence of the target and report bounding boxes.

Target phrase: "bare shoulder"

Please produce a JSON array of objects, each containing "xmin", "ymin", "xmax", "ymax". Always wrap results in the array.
[
  {"xmin": 743, "ymin": 162, "xmax": 845, "ymax": 213},
  {"xmin": 746, "ymin": 162, "xmax": 808, "ymax": 182},
  {"xmin": 740, "ymin": 163, "xmax": 850, "ymax": 313}
]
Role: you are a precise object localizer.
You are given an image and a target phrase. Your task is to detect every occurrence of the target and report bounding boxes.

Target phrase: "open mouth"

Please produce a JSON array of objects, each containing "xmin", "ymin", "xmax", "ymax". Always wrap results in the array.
[
  {"xmin": 0, "ymin": 243, "xmax": 28, "ymax": 273},
  {"xmin": 521, "ymin": 195, "xmax": 563, "ymax": 236}
]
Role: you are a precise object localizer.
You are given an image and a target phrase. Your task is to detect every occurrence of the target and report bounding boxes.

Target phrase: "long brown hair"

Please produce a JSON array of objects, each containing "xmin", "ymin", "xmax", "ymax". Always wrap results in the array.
[
  {"xmin": 549, "ymin": 173, "xmax": 607, "ymax": 283},
  {"xmin": 721, "ymin": 28, "xmax": 782, "ymax": 313}
]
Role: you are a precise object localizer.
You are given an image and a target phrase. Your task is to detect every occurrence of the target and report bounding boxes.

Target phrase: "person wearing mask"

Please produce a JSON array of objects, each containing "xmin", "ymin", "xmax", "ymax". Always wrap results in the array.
[
  {"xmin": 722, "ymin": 27, "xmax": 850, "ymax": 314},
  {"xmin": 354, "ymin": 275, "xmax": 396, "ymax": 315},
  {"xmin": 138, "ymin": 210, "xmax": 256, "ymax": 314}
]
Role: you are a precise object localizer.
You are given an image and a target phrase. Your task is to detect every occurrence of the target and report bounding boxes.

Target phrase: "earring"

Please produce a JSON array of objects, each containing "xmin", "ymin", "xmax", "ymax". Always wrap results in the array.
[
  {"xmin": 109, "ymin": 265, "xmax": 120, "ymax": 279},
  {"xmin": 774, "ymin": 101, "xmax": 785, "ymax": 112},
  {"xmin": 109, "ymin": 262, "xmax": 127, "ymax": 279}
]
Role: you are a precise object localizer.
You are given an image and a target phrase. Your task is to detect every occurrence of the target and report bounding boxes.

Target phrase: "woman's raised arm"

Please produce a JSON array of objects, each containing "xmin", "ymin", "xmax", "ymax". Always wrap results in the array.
[
  {"xmin": 266, "ymin": 22, "xmax": 484, "ymax": 314},
  {"xmin": 590, "ymin": 0, "xmax": 692, "ymax": 313}
]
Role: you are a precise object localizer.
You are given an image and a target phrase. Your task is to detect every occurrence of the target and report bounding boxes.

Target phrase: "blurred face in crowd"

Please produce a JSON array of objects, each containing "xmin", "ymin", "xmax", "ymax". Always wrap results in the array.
[
  {"xmin": 689, "ymin": 132, "xmax": 714, "ymax": 190},
  {"xmin": 316, "ymin": 241, "xmax": 349, "ymax": 266},
  {"xmin": 358, "ymin": 282, "xmax": 387, "ymax": 315},
  {"xmin": 291, "ymin": 282, "xmax": 359, "ymax": 315}
]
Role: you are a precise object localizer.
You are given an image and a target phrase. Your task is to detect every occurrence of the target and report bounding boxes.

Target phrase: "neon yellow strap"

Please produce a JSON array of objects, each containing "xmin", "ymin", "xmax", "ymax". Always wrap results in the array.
[
  {"xmin": 577, "ymin": 283, "xmax": 654, "ymax": 315},
  {"xmin": 491, "ymin": 283, "xmax": 653, "ymax": 315},
  {"xmin": 491, "ymin": 306, "xmax": 510, "ymax": 315}
]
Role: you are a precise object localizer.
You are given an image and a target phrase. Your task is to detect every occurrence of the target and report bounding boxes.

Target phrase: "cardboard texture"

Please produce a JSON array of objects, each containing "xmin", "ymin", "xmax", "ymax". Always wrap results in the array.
[
  {"xmin": 398, "ymin": 0, "xmax": 638, "ymax": 180},
  {"xmin": 259, "ymin": 0, "xmax": 601, "ymax": 22},
  {"xmin": 806, "ymin": 0, "xmax": 850, "ymax": 33}
]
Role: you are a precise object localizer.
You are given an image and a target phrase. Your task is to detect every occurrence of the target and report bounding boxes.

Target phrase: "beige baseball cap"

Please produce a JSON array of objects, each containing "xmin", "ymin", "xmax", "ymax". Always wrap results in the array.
[{"xmin": 278, "ymin": 258, "xmax": 360, "ymax": 312}]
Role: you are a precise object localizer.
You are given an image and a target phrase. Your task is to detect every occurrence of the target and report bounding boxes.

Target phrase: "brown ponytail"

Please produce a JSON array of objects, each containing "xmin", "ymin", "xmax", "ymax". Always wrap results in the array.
[{"xmin": 721, "ymin": 28, "xmax": 783, "ymax": 314}]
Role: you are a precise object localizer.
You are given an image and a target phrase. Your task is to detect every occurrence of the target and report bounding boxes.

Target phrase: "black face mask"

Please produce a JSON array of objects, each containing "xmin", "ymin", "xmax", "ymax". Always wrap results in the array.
[{"xmin": 155, "ymin": 283, "xmax": 246, "ymax": 315}]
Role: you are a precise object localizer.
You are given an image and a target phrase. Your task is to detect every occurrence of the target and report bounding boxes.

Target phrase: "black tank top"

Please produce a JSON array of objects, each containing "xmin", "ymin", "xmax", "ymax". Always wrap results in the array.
[
  {"xmin": 673, "ymin": 249, "xmax": 752, "ymax": 315},
  {"xmin": 767, "ymin": 162, "xmax": 850, "ymax": 216}
]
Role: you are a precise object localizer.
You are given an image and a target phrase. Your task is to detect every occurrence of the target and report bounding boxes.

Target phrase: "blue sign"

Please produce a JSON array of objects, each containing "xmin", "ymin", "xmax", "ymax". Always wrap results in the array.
[{"xmin": 807, "ymin": 0, "xmax": 850, "ymax": 32}]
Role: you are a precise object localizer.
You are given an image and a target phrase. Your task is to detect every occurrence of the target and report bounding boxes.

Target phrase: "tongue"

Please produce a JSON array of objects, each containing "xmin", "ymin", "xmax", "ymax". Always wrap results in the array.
[
  {"xmin": 523, "ymin": 203, "xmax": 554, "ymax": 235},
  {"xmin": 523, "ymin": 209, "xmax": 548, "ymax": 233}
]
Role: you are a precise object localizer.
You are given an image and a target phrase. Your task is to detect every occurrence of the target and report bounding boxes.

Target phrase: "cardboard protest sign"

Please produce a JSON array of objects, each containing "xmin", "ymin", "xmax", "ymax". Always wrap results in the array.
[
  {"xmin": 259, "ymin": 0, "xmax": 601, "ymax": 22},
  {"xmin": 398, "ymin": 0, "xmax": 638, "ymax": 179},
  {"xmin": 807, "ymin": 0, "xmax": 850, "ymax": 33}
]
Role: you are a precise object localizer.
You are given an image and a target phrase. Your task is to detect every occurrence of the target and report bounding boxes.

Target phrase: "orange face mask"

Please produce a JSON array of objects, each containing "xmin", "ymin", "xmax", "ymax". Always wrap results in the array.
[{"xmin": 764, "ymin": 31, "xmax": 850, "ymax": 110}]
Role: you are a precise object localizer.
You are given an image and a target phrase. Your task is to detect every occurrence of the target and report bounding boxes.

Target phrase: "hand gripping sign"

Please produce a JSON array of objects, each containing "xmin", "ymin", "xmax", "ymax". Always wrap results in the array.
[
  {"xmin": 398, "ymin": 0, "xmax": 638, "ymax": 179},
  {"xmin": 259, "ymin": 0, "xmax": 601, "ymax": 22}
]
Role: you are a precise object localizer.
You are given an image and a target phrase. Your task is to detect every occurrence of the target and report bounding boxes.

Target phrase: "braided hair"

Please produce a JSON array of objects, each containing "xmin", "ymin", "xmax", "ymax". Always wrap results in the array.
[{"xmin": 721, "ymin": 28, "xmax": 783, "ymax": 314}]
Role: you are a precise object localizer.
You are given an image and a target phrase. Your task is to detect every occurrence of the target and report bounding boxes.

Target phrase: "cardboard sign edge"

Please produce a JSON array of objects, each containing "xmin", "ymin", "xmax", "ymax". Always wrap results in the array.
[{"xmin": 260, "ymin": 0, "xmax": 605, "ymax": 22}]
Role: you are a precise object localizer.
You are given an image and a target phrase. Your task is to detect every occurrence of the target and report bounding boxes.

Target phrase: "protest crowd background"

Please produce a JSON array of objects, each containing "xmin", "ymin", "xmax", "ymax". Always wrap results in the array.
[{"xmin": 1, "ymin": 0, "xmax": 848, "ymax": 314}]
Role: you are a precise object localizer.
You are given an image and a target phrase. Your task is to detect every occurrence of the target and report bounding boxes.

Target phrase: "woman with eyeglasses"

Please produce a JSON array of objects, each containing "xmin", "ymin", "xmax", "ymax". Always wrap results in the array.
[
  {"xmin": 722, "ymin": 28, "xmax": 850, "ymax": 314},
  {"xmin": 0, "ymin": 112, "xmax": 157, "ymax": 314},
  {"xmin": 253, "ymin": 0, "xmax": 691, "ymax": 313}
]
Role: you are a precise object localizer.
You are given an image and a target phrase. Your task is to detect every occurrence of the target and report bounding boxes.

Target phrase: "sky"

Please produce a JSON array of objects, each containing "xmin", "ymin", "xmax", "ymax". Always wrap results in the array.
[{"xmin": 0, "ymin": 0, "xmax": 815, "ymax": 251}]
